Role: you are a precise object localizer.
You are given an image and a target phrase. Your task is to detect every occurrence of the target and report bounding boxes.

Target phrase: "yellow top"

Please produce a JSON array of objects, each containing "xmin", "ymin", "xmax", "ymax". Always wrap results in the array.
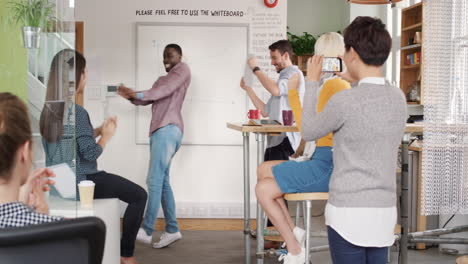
[
  {"xmin": 288, "ymin": 77, "xmax": 350, "ymax": 147},
  {"xmin": 316, "ymin": 77, "xmax": 350, "ymax": 147},
  {"xmin": 288, "ymin": 89, "xmax": 303, "ymax": 130}
]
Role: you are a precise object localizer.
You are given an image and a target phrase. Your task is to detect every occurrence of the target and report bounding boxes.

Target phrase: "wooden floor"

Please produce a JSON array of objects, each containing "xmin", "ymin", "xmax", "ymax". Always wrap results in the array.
[
  {"xmin": 154, "ymin": 218, "xmax": 258, "ymax": 231},
  {"xmin": 121, "ymin": 218, "xmax": 258, "ymax": 231},
  {"xmin": 134, "ymin": 230, "xmax": 459, "ymax": 264}
]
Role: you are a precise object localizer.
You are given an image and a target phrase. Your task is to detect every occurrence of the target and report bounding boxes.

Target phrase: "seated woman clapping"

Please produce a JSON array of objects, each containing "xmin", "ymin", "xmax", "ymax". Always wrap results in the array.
[{"xmin": 0, "ymin": 92, "xmax": 63, "ymax": 228}]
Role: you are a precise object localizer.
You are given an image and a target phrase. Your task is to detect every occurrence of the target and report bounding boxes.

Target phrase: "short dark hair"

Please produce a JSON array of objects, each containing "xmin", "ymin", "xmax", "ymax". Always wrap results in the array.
[
  {"xmin": 165, "ymin": 44, "xmax": 182, "ymax": 56},
  {"xmin": 269, "ymin": 40, "xmax": 294, "ymax": 57},
  {"xmin": 344, "ymin": 16, "xmax": 392, "ymax": 66},
  {"xmin": 0, "ymin": 92, "xmax": 31, "ymax": 180}
]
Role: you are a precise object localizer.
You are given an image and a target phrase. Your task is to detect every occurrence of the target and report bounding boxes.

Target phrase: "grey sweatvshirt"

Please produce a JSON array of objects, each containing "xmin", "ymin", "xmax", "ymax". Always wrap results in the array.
[{"xmin": 301, "ymin": 80, "xmax": 407, "ymax": 208}]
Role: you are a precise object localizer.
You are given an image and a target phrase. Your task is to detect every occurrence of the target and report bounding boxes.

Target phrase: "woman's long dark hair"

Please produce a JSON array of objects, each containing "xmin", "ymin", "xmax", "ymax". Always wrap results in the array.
[{"xmin": 39, "ymin": 49, "xmax": 86, "ymax": 142}]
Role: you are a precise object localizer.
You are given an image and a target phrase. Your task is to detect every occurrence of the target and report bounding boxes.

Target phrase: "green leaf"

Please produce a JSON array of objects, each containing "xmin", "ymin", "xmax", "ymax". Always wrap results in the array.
[
  {"xmin": 5, "ymin": 0, "xmax": 57, "ymax": 30},
  {"xmin": 287, "ymin": 31, "xmax": 317, "ymax": 56}
]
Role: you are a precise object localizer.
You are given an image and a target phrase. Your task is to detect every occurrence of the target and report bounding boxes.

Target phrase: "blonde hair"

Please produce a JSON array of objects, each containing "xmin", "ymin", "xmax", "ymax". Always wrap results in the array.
[{"xmin": 314, "ymin": 32, "xmax": 345, "ymax": 57}]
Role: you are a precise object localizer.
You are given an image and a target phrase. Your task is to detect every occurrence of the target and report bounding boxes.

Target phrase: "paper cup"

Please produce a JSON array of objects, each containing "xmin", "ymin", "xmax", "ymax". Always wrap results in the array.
[{"xmin": 78, "ymin": 180, "xmax": 95, "ymax": 208}]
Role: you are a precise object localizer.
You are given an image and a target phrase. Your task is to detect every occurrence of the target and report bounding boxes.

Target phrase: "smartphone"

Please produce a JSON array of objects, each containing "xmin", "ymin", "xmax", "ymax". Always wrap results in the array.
[{"xmin": 322, "ymin": 57, "xmax": 342, "ymax": 72}]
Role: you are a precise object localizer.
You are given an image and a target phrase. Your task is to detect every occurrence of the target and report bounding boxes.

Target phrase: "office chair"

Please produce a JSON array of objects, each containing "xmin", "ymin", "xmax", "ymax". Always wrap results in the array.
[{"xmin": 0, "ymin": 216, "xmax": 106, "ymax": 264}]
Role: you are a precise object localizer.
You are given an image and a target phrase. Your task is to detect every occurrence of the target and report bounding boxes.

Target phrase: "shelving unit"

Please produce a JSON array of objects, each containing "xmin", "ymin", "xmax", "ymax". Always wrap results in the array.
[
  {"xmin": 400, "ymin": 2, "xmax": 424, "ymax": 105},
  {"xmin": 292, "ymin": 54, "xmax": 312, "ymax": 75},
  {"xmin": 402, "ymin": 22, "xmax": 422, "ymax": 32},
  {"xmin": 402, "ymin": 64, "xmax": 420, "ymax": 70},
  {"xmin": 401, "ymin": 44, "xmax": 422, "ymax": 51}
]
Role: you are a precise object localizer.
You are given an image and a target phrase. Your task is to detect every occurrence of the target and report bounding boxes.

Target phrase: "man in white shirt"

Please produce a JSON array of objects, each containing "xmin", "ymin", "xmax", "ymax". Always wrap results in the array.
[{"xmin": 241, "ymin": 40, "xmax": 305, "ymax": 160}]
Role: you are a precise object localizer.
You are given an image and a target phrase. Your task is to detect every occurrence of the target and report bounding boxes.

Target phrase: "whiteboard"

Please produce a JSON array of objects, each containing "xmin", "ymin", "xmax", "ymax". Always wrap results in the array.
[{"xmin": 135, "ymin": 23, "xmax": 249, "ymax": 145}]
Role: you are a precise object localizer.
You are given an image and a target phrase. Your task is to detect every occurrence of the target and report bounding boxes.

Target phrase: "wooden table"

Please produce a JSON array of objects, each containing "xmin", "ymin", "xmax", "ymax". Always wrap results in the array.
[{"xmin": 226, "ymin": 122, "xmax": 299, "ymax": 264}]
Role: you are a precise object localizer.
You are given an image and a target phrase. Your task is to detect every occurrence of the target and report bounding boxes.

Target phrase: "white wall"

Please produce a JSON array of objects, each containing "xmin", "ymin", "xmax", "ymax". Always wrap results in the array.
[
  {"xmin": 76, "ymin": 0, "xmax": 287, "ymax": 218},
  {"xmin": 349, "ymin": 2, "xmax": 387, "ymax": 22},
  {"xmin": 288, "ymin": 0, "xmax": 388, "ymax": 35},
  {"xmin": 288, "ymin": 1, "xmax": 394, "ymax": 83},
  {"xmin": 287, "ymin": 0, "xmax": 349, "ymax": 36},
  {"xmin": 349, "ymin": 3, "xmax": 391, "ymax": 79}
]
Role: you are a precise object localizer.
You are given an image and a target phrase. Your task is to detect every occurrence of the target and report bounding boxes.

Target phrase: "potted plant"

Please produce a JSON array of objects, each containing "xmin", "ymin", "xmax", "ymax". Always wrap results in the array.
[
  {"xmin": 287, "ymin": 30, "xmax": 342, "ymax": 71},
  {"xmin": 287, "ymin": 31, "xmax": 317, "ymax": 56},
  {"xmin": 287, "ymin": 32, "xmax": 317, "ymax": 71},
  {"xmin": 7, "ymin": 0, "xmax": 56, "ymax": 49}
]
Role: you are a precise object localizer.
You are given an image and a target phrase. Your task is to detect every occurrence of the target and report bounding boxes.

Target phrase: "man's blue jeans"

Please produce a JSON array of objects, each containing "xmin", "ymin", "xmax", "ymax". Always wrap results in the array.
[{"xmin": 142, "ymin": 124, "xmax": 182, "ymax": 235}]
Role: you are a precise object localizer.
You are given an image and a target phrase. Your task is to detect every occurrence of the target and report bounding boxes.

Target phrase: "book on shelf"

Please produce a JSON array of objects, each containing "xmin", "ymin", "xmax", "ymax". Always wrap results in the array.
[
  {"xmin": 405, "ymin": 52, "xmax": 421, "ymax": 66},
  {"xmin": 415, "ymin": 52, "xmax": 421, "ymax": 64}
]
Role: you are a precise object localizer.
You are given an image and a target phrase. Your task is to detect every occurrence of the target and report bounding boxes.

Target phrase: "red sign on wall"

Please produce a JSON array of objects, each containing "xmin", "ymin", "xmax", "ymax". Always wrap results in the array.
[{"xmin": 264, "ymin": 0, "xmax": 278, "ymax": 8}]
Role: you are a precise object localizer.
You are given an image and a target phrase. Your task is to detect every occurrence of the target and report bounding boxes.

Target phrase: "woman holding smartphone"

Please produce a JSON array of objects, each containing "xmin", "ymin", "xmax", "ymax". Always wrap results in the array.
[{"xmin": 305, "ymin": 17, "xmax": 407, "ymax": 264}]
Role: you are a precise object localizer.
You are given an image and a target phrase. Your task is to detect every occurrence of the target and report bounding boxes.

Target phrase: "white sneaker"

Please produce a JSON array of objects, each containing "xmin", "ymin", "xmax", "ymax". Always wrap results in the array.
[
  {"xmin": 278, "ymin": 248, "xmax": 306, "ymax": 264},
  {"xmin": 136, "ymin": 228, "xmax": 152, "ymax": 244},
  {"xmin": 152, "ymin": 231, "xmax": 182, "ymax": 248},
  {"xmin": 281, "ymin": 227, "xmax": 306, "ymax": 249},
  {"xmin": 293, "ymin": 227, "xmax": 306, "ymax": 247}
]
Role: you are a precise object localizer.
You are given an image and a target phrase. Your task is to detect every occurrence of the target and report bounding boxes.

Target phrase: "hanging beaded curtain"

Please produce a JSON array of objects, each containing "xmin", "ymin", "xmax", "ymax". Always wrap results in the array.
[{"xmin": 422, "ymin": 0, "xmax": 468, "ymax": 215}]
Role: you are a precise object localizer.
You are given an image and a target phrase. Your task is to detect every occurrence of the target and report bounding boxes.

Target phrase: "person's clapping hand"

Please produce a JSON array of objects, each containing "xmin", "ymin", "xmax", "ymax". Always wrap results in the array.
[
  {"xmin": 109, "ymin": 116, "xmax": 117, "ymax": 124},
  {"xmin": 19, "ymin": 168, "xmax": 55, "ymax": 214},
  {"xmin": 101, "ymin": 116, "xmax": 117, "ymax": 129},
  {"xmin": 306, "ymin": 55, "xmax": 323, "ymax": 82},
  {"xmin": 107, "ymin": 116, "xmax": 118, "ymax": 129},
  {"xmin": 96, "ymin": 116, "xmax": 117, "ymax": 138},
  {"xmin": 240, "ymin": 77, "xmax": 249, "ymax": 91},
  {"xmin": 117, "ymin": 85, "xmax": 129, "ymax": 99},
  {"xmin": 101, "ymin": 116, "xmax": 117, "ymax": 139},
  {"xmin": 247, "ymin": 57, "xmax": 259, "ymax": 70},
  {"xmin": 117, "ymin": 85, "xmax": 136, "ymax": 100}
]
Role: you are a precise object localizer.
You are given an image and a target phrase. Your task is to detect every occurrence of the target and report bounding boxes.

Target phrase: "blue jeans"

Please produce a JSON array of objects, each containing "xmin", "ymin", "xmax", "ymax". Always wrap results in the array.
[
  {"xmin": 328, "ymin": 226, "xmax": 388, "ymax": 264},
  {"xmin": 142, "ymin": 124, "xmax": 182, "ymax": 235}
]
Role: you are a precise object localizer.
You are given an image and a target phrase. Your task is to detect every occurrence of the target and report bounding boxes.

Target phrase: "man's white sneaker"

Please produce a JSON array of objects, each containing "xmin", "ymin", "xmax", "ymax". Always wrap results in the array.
[
  {"xmin": 136, "ymin": 228, "xmax": 152, "ymax": 244},
  {"xmin": 293, "ymin": 227, "xmax": 306, "ymax": 247},
  {"xmin": 278, "ymin": 248, "xmax": 306, "ymax": 264},
  {"xmin": 152, "ymin": 231, "xmax": 182, "ymax": 248}
]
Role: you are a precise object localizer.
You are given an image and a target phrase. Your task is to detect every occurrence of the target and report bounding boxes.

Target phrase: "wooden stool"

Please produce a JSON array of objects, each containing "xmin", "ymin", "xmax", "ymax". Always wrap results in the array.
[{"xmin": 284, "ymin": 192, "xmax": 329, "ymax": 264}]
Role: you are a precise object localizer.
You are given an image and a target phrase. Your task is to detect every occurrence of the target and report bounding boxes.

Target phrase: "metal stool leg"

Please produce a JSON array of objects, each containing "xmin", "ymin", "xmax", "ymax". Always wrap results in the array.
[
  {"xmin": 256, "ymin": 133, "xmax": 265, "ymax": 264},
  {"xmin": 242, "ymin": 132, "xmax": 250, "ymax": 264},
  {"xmin": 387, "ymin": 247, "xmax": 391, "ymax": 263},
  {"xmin": 305, "ymin": 200, "xmax": 312, "ymax": 264},
  {"xmin": 303, "ymin": 201, "xmax": 307, "ymax": 228},
  {"xmin": 295, "ymin": 202, "xmax": 301, "ymax": 227}
]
